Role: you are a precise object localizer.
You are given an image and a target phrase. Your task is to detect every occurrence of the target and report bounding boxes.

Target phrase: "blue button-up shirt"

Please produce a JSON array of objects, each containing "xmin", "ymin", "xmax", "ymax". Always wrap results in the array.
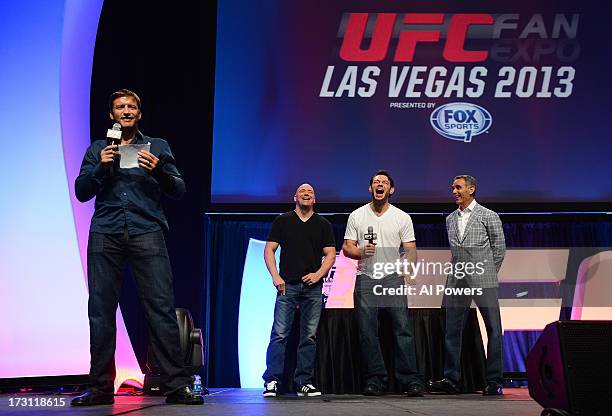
[{"xmin": 75, "ymin": 132, "xmax": 185, "ymax": 235}]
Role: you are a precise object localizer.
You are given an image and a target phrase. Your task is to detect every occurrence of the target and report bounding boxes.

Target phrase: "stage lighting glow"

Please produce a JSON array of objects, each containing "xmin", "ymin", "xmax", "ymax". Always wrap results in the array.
[
  {"xmin": 0, "ymin": 0, "xmax": 142, "ymax": 390},
  {"xmin": 238, "ymin": 239, "xmax": 278, "ymax": 388}
]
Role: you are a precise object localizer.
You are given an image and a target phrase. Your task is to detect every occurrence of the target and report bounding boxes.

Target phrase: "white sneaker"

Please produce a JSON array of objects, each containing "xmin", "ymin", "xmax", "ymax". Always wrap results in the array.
[
  {"xmin": 297, "ymin": 383, "xmax": 321, "ymax": 397},
  {"xmin": 263, "ymin": 380, "xmax": 278, "ymax": 397}
]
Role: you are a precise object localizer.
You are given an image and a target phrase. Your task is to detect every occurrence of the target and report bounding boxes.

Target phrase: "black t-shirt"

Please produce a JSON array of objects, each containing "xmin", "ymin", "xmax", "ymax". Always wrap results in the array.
[{"xmin": 267, "ymin": 211, "xmax": 336, "ymax": 283}]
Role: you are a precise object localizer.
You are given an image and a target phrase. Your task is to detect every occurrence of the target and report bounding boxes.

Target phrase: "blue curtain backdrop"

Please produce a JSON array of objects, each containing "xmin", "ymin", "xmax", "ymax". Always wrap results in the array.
[{"xmin": 202, "ymin": 214, "xmax": 612, "ymax": 387}]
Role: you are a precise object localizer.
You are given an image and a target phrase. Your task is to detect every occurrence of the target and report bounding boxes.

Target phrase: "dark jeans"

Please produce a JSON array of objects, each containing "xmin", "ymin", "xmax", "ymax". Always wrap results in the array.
[
  {"xmin": 263, "ymin": 281, "xmax": 323, "ymax": 386},
  {"xmin": 354, "ymin": 274, "xmax": 423, "ymax": 389},
  {"xmin": 87, "ymin": 230, "xmax": 190, "ymax": 394},
  {"xmin": 443, "ymin": 283, "xmax": 503, "ymax": 386}
]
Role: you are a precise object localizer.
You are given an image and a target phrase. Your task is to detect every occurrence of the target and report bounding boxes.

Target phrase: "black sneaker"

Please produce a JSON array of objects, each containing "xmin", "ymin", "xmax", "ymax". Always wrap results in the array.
[
  {"xmin": 263, "ymin": 380, "xmax": 278, "ymax": 397},
  {"xmin": 70, "ymin": 390, "xmax": 114, "ymax": 406},
  {"xmin": 429, "ymin": 378, "xmax": 460, "ymax": 394},
  {"xmin": 297, "ymin": 384, "xmax": 321, "ymax": 397},
  {"xmin": 482, "ymin": 382, "xmax": 503, "ymax": 396},
  {"xmin": 405, "ymin": 384, "xmax": 425, "ymax": 397},
  {"xmin": 363, "ymin": 384, "xmax": 385, "ymax": 396},
  {"xmin": 165, "ymin": 386, "xmax": 204, "ymax": 405}
]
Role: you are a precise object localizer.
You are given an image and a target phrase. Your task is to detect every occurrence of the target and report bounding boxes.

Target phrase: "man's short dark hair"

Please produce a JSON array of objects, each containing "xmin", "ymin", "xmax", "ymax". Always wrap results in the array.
[
  {"xmin": 108, "ymin": 89, "xmax": 141, "ymax": 111},
  {"xmin": 454, "ymin": 175, "xmax": 477, "ymax": 195},
  {"xmin": 370, "ymin": 170, "xmax": 394, "ymax": 188}
]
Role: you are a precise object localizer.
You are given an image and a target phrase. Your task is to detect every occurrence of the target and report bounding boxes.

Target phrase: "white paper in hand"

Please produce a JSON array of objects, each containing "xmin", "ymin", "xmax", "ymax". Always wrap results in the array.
[{"xmin": 118, "ymin": 143, "xmax": 151, "ymax": 169}]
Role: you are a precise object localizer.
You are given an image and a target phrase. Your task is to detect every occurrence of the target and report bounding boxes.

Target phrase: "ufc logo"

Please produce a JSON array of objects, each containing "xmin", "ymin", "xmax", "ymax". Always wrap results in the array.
[{"xmin": 339, "ymin": 13, "xmax": 493, "ymax": 62}]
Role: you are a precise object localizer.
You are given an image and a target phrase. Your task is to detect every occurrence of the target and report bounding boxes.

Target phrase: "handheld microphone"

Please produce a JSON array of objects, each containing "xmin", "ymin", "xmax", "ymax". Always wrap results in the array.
[
  {"xmin": 364, "ymin": 226, "xmax": 377, "ymax": 245},
  {"xmin": 106, "ymin": 123, "xmax": 122, "ymax": 147}
]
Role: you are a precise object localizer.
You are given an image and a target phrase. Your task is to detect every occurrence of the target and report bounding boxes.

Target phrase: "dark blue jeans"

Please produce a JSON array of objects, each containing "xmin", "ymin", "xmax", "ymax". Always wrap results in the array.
[
  {"xmin": 87, "ymin": 230, "xmax": 190, "ymax": 394},
  {"xmin": 263, "ymin": 281, "xmax": 323, "ymax": 386},
  {"xmin": 443, "ymin": 285, "xmax": 503, "ymax": 386},
  {"xmin": 354, "ymin": 274, "xmax": 423, "ymax": 389}
]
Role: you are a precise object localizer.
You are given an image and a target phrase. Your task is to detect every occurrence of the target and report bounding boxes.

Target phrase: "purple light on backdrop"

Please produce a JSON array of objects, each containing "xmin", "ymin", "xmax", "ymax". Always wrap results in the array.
[
  {"xmin": 0, "ymin": 0, "xmax": 92, "ymax": 379},
  {"xmin": 60, "ymin": 0, "xmax": 143, "ymax": 390},
  {"xmin": 0, "ymin": 0, "xmax": 141, "ymax": 389}
]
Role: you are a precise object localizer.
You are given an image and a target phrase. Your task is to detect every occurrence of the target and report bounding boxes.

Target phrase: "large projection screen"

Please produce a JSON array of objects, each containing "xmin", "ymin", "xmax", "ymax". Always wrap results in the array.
[{"xmin": 212, "ymin": 1, "xmax": 612, "ymax": 207}]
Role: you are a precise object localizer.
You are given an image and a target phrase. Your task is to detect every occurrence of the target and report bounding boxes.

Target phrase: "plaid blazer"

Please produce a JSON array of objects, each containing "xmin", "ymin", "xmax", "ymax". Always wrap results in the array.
[{"xmin": 445, "ymin": 202, "xmax": 506, "ymax": 288}]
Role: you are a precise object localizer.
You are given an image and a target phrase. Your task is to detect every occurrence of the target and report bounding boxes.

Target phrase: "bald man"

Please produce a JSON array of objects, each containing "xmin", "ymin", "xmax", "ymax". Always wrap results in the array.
[{"xmin": 262, "ymin": 184, "xmax": 336, "ymax": 397}]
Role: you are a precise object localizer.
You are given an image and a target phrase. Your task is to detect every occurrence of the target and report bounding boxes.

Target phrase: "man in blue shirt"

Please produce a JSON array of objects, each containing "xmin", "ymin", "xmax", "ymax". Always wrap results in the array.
[{"xmin": 72, "ymin": 89, "xmax": 202, "ymax": 406}]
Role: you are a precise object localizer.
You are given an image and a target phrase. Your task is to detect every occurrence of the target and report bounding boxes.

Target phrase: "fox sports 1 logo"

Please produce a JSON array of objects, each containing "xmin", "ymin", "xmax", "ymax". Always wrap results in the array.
[{"xmin": 430, "ymin": 102, "xmax": 492, "ymax": 143}]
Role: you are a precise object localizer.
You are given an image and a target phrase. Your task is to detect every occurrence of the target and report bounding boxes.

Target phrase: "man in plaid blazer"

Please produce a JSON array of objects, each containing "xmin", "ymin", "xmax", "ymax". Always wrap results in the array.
[{"xmin": 430, "ymin": 175, "xmax": 506, "ymax": 396}]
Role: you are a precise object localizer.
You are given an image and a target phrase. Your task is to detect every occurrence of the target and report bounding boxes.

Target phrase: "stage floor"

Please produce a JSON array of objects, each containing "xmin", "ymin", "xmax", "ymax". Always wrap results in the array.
[{"xmin": 0, "ymin": 388, "xmax": 543, "ymax": 416}]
